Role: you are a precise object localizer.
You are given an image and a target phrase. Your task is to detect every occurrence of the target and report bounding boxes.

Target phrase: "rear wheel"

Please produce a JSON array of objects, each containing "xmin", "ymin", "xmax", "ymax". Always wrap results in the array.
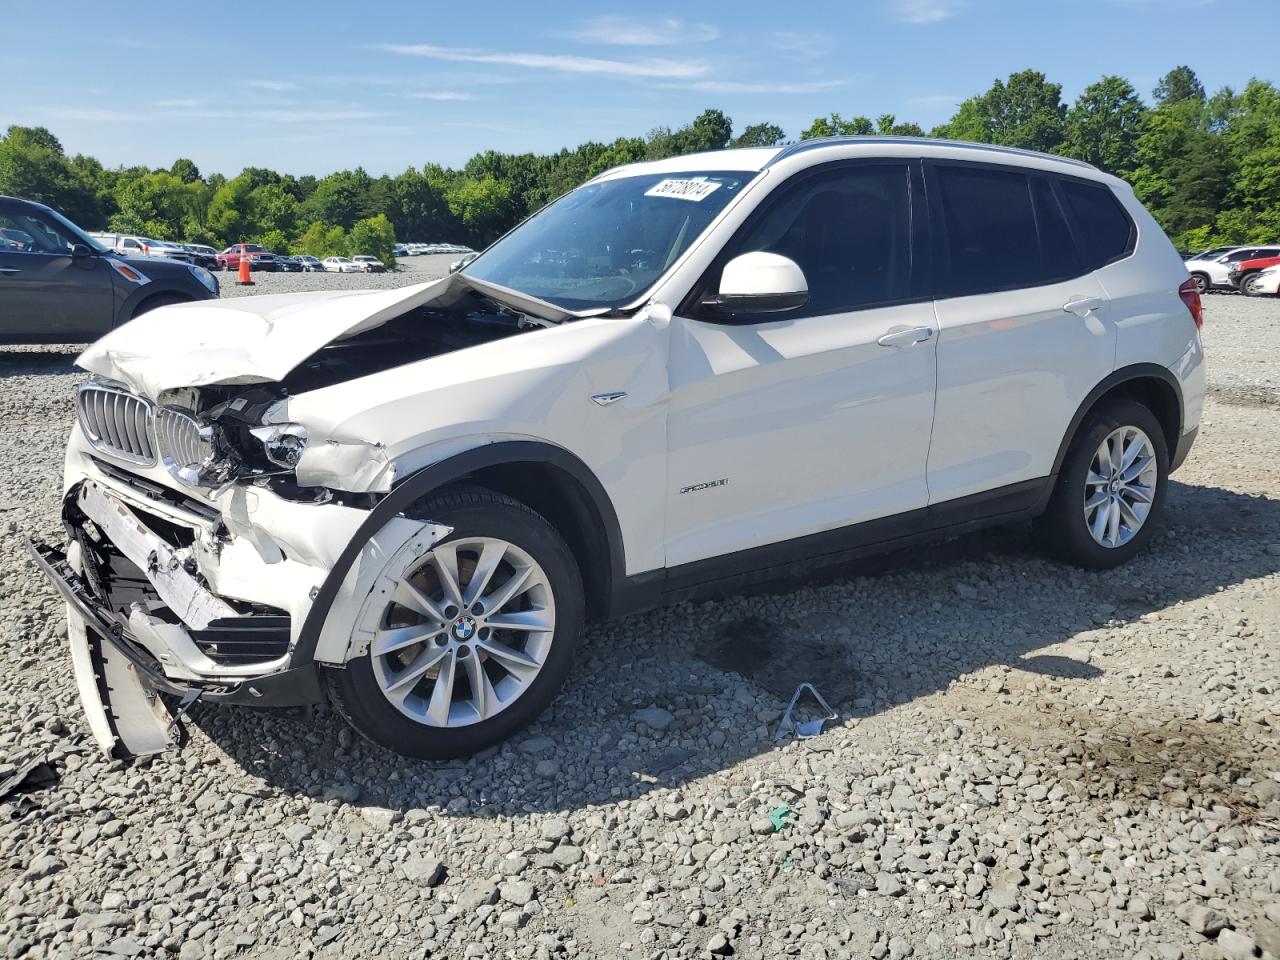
[
  {"xmin": 327, "ymin": 488, "xmax": 584, "ymax": 760},
  {"xmin": 1242, "ymin": 273, "xmax": 1266, "ymax": 297},
  {"xmin": 1036, "ymin": 399, "xmax": 1169, "ymax": 569},
  {"xmin": 1190, "ymin": 272, "xmax": 1209, "ymax": 295}
]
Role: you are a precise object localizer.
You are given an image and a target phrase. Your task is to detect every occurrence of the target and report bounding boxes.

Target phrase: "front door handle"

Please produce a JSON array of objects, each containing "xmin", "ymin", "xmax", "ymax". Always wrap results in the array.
[
  {"xmin": 877, "ymin": 326, "xmax": 935, "ymax": 348},
  {"xmin": 1063, "ymin": 296, "xmax": 1104, "ymax": 317},
  {"xmin": 0, "ymin": 267, "xmax": 22, "ymax": 275}
]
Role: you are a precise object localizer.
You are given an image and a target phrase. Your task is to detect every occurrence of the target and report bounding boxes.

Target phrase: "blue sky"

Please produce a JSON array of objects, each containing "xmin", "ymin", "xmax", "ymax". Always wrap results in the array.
[{"xmin": 5, "ymin": 0, "xmax": 1272, "ymax": 177}]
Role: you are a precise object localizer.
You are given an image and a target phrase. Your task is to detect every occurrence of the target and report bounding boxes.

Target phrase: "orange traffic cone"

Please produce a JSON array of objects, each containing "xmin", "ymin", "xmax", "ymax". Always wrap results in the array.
[{"xmin": 236, "ymin": 253, "xmax": 254, "ymax": 286}]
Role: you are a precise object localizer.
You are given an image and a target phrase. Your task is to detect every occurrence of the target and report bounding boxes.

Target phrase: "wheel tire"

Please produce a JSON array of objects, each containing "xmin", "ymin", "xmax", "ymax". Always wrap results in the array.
[
  {"xmin": 327, "ymin": 487, "xmax": 585, "ymax": 760},
  {"xmin": 1190, "ymin": 272, "xmax": 1209, "ymax": 295},
  {"xmin": 1036, "ymin": 399, "xmax": 1169, "ymax": 570},
  {"xmin": 1242, "ymin": 273, "xmax": 1265, "ymax": 297}
]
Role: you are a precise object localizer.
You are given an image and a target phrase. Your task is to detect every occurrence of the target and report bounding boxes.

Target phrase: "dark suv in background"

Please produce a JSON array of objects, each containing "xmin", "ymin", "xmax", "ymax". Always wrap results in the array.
[{"xmin": 0, "ymin": 196, "xmax": 219, "ymax": 344}]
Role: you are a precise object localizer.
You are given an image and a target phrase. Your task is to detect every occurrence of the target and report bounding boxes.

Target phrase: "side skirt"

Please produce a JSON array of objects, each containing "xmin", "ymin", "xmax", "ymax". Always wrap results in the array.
[{"xmin": 611, "ymin": 477, "xmax": 1054, "ymax": 614}]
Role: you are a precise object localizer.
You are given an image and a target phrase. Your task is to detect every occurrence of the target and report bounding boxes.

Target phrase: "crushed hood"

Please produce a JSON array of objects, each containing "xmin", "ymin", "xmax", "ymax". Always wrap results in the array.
[{"xmin": 78, "ymin": 279, "xmax": 451, "ymax": 400}]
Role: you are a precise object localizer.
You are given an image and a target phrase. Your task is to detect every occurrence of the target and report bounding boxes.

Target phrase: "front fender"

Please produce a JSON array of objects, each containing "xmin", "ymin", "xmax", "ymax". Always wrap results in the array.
[{"xmin": 298, "ymin": 440, "xmax": 630, "ymax": 666}]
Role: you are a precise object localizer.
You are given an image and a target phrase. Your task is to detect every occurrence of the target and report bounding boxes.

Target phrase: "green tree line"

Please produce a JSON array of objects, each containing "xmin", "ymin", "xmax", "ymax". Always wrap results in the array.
[{"xmin": 2, "ymin": 65, "xmax": 1276, "ymax": 257}]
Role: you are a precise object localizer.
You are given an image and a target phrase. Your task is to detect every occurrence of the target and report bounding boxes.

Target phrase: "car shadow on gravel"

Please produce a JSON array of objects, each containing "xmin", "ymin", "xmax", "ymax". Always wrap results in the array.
[
  {"xmin": 184, "ymin": 478, "xmax": 1280, "ymax": 816},
  {"xmin": 0, "ymin": 348, "xmax": 82, "ymax": 376}
]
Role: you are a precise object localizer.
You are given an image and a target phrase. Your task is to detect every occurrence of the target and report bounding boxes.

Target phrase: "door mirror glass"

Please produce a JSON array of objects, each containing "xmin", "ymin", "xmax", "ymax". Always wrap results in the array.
[{"xmin": 707, "ymin": 252, "xmax": 809, "ymax": 314}]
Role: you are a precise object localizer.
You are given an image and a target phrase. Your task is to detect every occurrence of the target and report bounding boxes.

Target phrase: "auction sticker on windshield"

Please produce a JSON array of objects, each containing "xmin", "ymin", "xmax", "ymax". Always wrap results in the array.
[{"xmin": 644, "ymin": 179, "xmax": 722, "ymax": 202}]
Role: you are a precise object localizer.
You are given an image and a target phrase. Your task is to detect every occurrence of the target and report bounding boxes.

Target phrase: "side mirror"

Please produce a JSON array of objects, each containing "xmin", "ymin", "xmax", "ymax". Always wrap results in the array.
[
  {"xmin": 71, "ymin": 243, "xmax": 92, "ymax": 259},
  {"xmin": 704, "ymin": 251, "xmax": 808, "ymax": 315}
]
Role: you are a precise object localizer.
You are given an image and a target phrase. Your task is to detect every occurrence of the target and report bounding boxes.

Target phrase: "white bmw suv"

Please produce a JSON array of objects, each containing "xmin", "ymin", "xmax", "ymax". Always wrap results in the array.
[{"xmin": 31, "ymin": 137, "xmax": 1205, "ymax": 761}]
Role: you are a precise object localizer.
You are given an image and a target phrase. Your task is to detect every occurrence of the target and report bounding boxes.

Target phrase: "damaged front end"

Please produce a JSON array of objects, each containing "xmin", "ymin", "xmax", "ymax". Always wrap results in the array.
[
  {"xmin": 28, "ymin": 281, "xmax": 590, "ymax": 759},
  {"xmin": 30, "ymin": 377, "xmax": 447, "ymax": 758}
]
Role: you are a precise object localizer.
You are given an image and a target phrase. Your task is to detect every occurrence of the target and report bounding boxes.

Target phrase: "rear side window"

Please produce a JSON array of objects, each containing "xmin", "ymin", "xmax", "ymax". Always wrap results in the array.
[
  {"xmin": 932, "ymin": 163, "xmax": 1083, "ymax": 298},
  {"xmin": 1058, "ymin": 179, "xmax": 1135, "ymax": 269}
]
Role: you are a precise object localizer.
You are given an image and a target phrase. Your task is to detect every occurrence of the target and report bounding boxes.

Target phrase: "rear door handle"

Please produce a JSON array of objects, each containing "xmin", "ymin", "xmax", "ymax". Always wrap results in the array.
[
  {"xmin": 1063, "ymin": 296, "xmax": 1104, "ymax": 317},
  {"xmin": 0, "ymin": 267, "xmax": 21, "ymax": 275},
  {"xmin": 877, "ymin": 326, "xmax": 935, "ymax": 348}
]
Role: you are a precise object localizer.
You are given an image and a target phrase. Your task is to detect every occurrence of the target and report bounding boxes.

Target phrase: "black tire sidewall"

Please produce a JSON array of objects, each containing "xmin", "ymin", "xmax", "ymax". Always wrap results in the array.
[
  {"xmin": 1042, "ymin": 399, "xmax": 1170, "ymax": 569},
  {"xmin": 330, "ymin": 490, "xmax": 584, "ymax": 761}
]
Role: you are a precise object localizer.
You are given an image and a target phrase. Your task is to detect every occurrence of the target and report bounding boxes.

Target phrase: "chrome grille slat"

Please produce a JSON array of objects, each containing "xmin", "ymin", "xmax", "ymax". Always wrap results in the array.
[
  {"xmin": 155, "ymin": 407, "xmax": 206, "ymax": 470},
  {"xmin": 76, "ymin": 385, "xmax": 156, "ymax": 466}
]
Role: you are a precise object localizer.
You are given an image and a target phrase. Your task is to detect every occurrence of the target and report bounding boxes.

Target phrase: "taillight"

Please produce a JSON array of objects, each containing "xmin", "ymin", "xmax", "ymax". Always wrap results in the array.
[{"xmin": 1178, "ymin": 277, "xmax": 1203, "ymax": 331}]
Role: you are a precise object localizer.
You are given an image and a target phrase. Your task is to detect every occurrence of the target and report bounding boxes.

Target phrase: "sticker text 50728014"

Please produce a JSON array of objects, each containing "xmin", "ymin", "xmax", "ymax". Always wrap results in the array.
[{"xmin": 644, "ymin": 179, "xmax": 722, "ymax": 202}]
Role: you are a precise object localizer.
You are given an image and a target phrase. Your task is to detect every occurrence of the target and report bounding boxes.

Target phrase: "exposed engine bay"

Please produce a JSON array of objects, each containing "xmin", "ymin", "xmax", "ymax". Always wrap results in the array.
[{"xmin": 113, "ymin": 287, "xmax": 551, "ymax": 495}]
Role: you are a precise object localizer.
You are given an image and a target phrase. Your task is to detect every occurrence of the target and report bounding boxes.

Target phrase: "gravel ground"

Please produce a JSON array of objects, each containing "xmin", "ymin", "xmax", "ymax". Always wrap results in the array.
[
  {"xmin": 0, "ymin": 283, "xmax": 1277, "ymax": 960},
  {"xmin": 218, "ymin": 255, "xmax": 455, "ymax": 299}
]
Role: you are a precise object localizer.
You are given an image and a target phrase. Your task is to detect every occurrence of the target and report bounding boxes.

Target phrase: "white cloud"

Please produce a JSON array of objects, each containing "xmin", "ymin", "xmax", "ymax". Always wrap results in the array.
[
  {"xmin": 565, "ymin": 16, "xmax": 720, "ymax": 46},
  {"xmin": 38, "ymin": 107, "xmax": 144, "ymax": 123},
  {"xmin": 768, "ymin": 31, "xmax": 835, "ymax": 58},
  {"xmin": 907, "ymin": 93, "xmax": 964, "ymax": 106},
  {"xmin": 377, "ymin": 43, "xmax": 708, "ymax": 79},
  {"xmin": 887, "ymin": 0, "xmax": 965, "ymax": 23},
  {"xmin": 243, "ymin": 79, "xmax": 298, "ymax": 92},
  {"xmin": 153, "ymin": 98, "xmax": 204, "ymax": 109},
  {"xmin": 408, "ymin": 91, "xmax": 476, "ymax": 101},
  {"xmin": 671, "ymin": 79, "xmax": 850, "ymax": 95}
]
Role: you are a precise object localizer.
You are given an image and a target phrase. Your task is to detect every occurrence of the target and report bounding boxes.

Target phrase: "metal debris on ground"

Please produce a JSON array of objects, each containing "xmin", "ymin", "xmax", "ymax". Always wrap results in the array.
[
  {"xmin": 774, "ymin": 682, "xmax": 838, "ymax": 741},
  {"xmin": 0, "ymin": 755, "xmax": 58, "ymax": 801}
]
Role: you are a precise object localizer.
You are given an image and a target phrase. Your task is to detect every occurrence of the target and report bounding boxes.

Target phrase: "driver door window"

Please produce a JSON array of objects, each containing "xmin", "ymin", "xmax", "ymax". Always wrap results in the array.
[{"xmin": 701, "ymin": 163, "xmax": 919, "ymax": 317}]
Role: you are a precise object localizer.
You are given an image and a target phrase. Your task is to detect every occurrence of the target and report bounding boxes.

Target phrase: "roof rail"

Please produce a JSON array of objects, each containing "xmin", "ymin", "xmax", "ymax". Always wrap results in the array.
[{"xmin": 765, "ymin": 136, "xmax": 1098, "ymax": 171}]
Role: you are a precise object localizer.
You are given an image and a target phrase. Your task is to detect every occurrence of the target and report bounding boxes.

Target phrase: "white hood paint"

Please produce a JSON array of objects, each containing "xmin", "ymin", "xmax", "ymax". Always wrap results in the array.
[{"xmin": 77, "ymin": 279, "xmax": 452, "ymax": 399}]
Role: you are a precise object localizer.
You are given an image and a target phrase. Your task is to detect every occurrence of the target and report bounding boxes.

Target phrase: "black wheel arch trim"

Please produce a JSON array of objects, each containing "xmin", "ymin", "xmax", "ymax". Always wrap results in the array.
[
  {"xmin": 119, "ymin": 283, "xmax": 210, "ymax": 323},
  {"xmin": 1050, "ymin": 363, "xmax": 1184, "ymax": 478},
  {"xmin": 290, "ymin": 440, "xmax": 628, "ymax": 666}
]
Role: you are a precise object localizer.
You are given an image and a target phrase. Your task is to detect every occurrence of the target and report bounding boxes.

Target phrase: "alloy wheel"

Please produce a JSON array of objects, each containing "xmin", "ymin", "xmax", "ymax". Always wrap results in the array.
[
  {"xmin": 370, "ymin": 537, "xmax": 556, "ymax": 727},
  {"xmin": 1083, "ymin": 426, "xmax": 1158, "ymax": 548}
]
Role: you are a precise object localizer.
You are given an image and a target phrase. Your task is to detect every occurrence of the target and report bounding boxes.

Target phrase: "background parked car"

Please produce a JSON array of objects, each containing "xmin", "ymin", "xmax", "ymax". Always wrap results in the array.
[
  {"xmin": 88, "ymin": 233, "xmax": 194, "ymax": 264},
  {"xmin": 1, "ymin": 195, "xmax": 218, "ymax": 343},
  {"xmin": 321, "ymin": 256, "xmax": 361, "ymax": 273},
  {"xmin": 294, "ymin": 255, "xmax": 324, "ymax": 272},
  {"xmin": 352, "ymin": 255, "xmax": 385, "ymax": 273},
  {"xmin": 276, "ymin": 255, "xmax": 304, "ymax": 273},
  {"xmin": 1247, "ymin": 263, "xmax": 1280, "ymax": 296},
  {"xmin": 217, "ymin": 243, "xmax": 278, "ymax": 272},
  {"xmin": 179, "ymin": 244, "xmax": 218, "ymax": 270},
  {"xmin": 1228, "ymin": 253, "xmax": 1280, "ymax": 293},
  {"xmin": 1185, "ymin": 245, "xmax": 1280, "ymax": 293}
]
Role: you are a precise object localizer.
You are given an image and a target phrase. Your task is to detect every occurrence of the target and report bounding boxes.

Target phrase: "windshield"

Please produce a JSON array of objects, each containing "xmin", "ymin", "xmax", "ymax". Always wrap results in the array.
[{"xmin": 462, "ymin": 170, "xmax": 756, "ymax": 310}]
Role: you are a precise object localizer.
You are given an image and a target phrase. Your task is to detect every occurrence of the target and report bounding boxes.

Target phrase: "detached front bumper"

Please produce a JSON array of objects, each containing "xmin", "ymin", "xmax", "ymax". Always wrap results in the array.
[
  {"xmin": 27, "ymin": 538, "xmax": 324, "ymax": 756},
  {"xmin": 32, "ymin": 424, "xmax": 444, "ymax": 757}
]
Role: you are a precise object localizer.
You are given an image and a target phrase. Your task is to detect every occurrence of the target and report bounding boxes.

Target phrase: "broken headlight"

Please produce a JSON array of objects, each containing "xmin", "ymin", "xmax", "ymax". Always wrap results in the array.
[
  {"xmin": 156, "ymin": 407, "xmax": 240, "ymax": 488},
  {"xmin": 249, "ymin": 423, "xmax": 309, "ymax": 470}
]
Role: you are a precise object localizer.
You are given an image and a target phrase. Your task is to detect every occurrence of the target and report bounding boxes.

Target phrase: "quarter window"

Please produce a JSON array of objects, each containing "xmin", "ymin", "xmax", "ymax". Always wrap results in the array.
[
  {"xmin": 934, "ymin": 164, "xmax": 1085, "ymax": 298},
  {"xmin": 716, "ymin": 163, "xmax": 914, "ymax": 316},
  {"xmin": 1057, "ymin": 178, "xmax": 1135, "ymax": 269}
]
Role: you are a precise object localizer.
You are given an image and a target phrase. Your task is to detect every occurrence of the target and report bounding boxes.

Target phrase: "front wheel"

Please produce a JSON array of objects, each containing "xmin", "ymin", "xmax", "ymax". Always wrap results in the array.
[
  {"xmin": 1242, "ymin": 273, "xmax": 1266, "ymax": 297},
  {"xmin": 1036, "ymin": 399, "xmax": 1169, "ymax": 569},
  {"xmin": 327, "ymin": 488, "xmax": 584, "ymax": 760}
]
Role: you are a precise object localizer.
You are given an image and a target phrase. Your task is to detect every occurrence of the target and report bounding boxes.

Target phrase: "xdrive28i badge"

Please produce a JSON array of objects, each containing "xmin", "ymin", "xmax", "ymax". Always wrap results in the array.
[{"xmin": 680, "ymin": 478, "xmax": 729, "ymax": 495}]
